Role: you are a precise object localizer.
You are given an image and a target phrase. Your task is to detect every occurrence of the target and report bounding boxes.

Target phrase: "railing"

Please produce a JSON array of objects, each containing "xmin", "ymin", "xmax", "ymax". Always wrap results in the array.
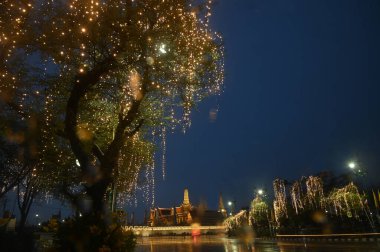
[
  {"xmin": 275, "ymin": 232, "xmax": 380, "ymax": 242},
  {"xmin": 124, "ymin": 225, "xmax": 225, "ymax": 231},
  {"xmin": 277, "ymin": 232, "xmax": 380, "ymax": 238}
]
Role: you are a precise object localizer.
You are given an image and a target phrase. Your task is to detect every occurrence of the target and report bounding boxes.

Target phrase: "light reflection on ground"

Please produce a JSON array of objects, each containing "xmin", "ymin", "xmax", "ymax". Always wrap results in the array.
[{"xmin": 135, "ymin": 236, "xmax": 380, "ymax": 252}]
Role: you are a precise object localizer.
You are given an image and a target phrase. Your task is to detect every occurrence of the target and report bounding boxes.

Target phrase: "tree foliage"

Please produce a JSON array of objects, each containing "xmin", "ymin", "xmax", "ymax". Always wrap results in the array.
[{"xmin": 1, "ymin": 0, "xmax": 224, "ymax": 220}]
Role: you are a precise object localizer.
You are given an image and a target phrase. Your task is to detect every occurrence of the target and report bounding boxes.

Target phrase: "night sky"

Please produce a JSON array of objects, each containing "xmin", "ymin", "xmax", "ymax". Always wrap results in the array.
[
  {"xmin": 25, "ymin": 0, "xmax": 380, "ymax": 222},
  {"xmin": 148, "ymin": 0, "xmax": 380, "ymax": 214}
]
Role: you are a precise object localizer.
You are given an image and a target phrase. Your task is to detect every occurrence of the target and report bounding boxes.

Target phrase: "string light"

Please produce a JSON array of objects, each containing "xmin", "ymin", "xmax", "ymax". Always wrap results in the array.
[
  {"xmin": 250, "ymin": 196, "xmax": 269, "ymax": 226},
  {"xmin": 273, "ymin": 179, "xmax": 288, "ymax": 223},
  {"xmin": 290, "ymin": 180, "xmax": 304, "ymax": 215},
  {"xmin": 273, "ymin": 175, "xmax": 374, "ymax": 228},
  {"xmin": 161, "ymin": 126, "xmax": 166, "ymax": 180},
  {"xmin": 305, "ymin": 176, "xmax": 325, "ymax": 209},
  {"xmin": 1, "ymin": 0, "xmax": 224, "ymax": 211},
  {"xmin": 223, "ymin": 210, "xmax": 249, "ymax": 231}
]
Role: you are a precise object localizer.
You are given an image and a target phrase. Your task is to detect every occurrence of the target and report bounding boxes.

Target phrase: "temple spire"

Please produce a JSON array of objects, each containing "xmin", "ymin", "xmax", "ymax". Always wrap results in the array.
[{"xmin": 183, "ymin": 188, "xmax": 190, "ymax": 206}]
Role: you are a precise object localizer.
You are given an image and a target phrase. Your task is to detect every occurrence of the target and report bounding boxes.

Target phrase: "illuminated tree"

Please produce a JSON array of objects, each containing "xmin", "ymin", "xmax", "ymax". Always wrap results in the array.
[
  {"xmin": 290, "ymin": 179, "xmax": 304, "ymax": 215},
  {"xmin": 0, "ymin": 140, "xmax": 29, "ymax": 199},
  {"xmin": 1, "ymin": 0, "xmax": 224, "ymax": 224},
  {"xmin": 327, "ymin": 183, "xmax": 365, "ymax": 218},
  {"xmin": 250, "ymin": 196, "xmax": 269, "ymax": 224},
  {"xmin": 273, "ymin": 179, "xmax": 288, "ymax": 223},
  {"xmin": 305, "ymin": 176, "xmax": 325, "ymax": 209},
  {"xmin": 16, "ymin": 169, "xmax": 38, "ymax": 231}
]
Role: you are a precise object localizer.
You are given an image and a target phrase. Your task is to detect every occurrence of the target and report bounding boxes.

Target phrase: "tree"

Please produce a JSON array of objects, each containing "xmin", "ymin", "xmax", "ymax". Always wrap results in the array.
[
  {"xmin": 0, "ymin": 141, "xmax": 30, "ymax": 199},
  {"xmin": 16, "ymin": 169, "xmax": 39, "ymax": 231},
  {"xmin": 0, "ymin": 102, "xmax": 56, "ymax": 231},
  {"xmin": 250, "ymin": 196, "xmax": 270, "ymax": 237},
  {"xmin": 1, "ymin": 0, "xmax": 224, "ymax": 240}
]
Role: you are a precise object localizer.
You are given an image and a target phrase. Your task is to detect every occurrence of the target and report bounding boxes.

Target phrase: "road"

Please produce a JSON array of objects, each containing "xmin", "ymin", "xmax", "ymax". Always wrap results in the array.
[{"xmin": 135, "ymin": 236, "xmax": 380, "ymax": 252}]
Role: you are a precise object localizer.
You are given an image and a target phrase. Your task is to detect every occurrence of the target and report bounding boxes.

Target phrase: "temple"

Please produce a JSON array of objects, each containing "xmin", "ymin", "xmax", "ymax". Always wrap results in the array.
[{"xmin": 148, "ymin": 189, "xmax": 227, "ymax": 226}]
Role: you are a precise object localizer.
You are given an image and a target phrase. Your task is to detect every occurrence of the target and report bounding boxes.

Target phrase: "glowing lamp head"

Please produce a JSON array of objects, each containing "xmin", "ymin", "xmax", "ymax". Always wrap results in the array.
[
  {"xmin": 258, "ymin": 189, "xmax": 264, "ymax": 195},
  {"xmin": 228, "ymin": 201, "xmax": 232, "ymax": 206},
  {"xmin": 348, "ymin": 162, "xmax": 356, "ymax": 169}
]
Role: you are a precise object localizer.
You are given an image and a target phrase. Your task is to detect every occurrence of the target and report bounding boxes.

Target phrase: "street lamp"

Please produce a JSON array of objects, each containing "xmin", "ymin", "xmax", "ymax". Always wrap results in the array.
[
  {"xmin": 348, "ymin": 162, "xmax": 356, "ymax": 170},
  {"xmin": 346, "ymin": 160, "xmax": 368, "ymax": 193},
  {"xmin": 347, "ymin": 160, "xmax": 365, "ymax": 176},
  {"xmin": 35, "ymin": 214, "xmax": 40, "ymax": 226},
  {"xmin": 227, "ymin": 201, "xmax": 235, "ymax": 215},
  {"xmin": 258, "ymin": 189, "xmax": 264, "ymax": 196}
]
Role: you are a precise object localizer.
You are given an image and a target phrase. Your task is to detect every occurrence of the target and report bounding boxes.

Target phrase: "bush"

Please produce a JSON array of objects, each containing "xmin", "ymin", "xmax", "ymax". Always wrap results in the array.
[{"xmin": 55, "ymin": 214, "xmax": 136, "ymax": 252}]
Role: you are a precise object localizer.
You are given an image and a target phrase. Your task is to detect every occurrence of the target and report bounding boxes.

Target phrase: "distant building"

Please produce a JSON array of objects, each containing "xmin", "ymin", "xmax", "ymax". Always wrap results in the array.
[{"xmin": 148, "ymin": 189, "xmax": 227, "ymax": 226}]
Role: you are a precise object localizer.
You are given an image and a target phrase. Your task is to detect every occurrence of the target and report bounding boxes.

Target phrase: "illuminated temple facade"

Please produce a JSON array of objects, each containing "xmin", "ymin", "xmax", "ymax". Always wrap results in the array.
[{"xmin": 148, "ymin": 189, "xmax": 227, "ymax": 226}]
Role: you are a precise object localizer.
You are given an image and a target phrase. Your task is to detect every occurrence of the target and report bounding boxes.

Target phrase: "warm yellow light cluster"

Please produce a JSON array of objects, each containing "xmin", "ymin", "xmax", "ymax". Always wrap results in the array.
[
  {"xmin": 0, "ymin": 1, "xmax": 34, "ymax": 119},
  {"xmin": 2, "ymin": 0, "xmax": 224, "ymax": 207}
]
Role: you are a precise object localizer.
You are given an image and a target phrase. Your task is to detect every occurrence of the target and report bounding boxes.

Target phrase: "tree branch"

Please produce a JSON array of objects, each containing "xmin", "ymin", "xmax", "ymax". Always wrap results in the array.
[
  {"xmin": 64, "ymin": 56, "xmax": 117, "ymax": 172},
  {"xmin": 2, "ymin": 100, "xmax": 27, "ymax": 118},
  {"xmin": 123, "ymin": 119, "xmax": 144, "ymax": 140},
  {"xmin": 92, "ymin": 144, "xmax": 104, "ymax": 161}
]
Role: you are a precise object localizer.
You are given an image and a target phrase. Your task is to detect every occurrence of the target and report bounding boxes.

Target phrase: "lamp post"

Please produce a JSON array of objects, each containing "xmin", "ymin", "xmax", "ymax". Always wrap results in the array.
[
  {"xmin": 228, "ymin": 200, "xmax": 236, "ymax": 216},
  {"xmin": 258, "ymin": 189, "xmax": 264, "ymax": 196},
  {"xmin": 347, "ymin": 161, "xmax": 366, "ymax": 192},
  {"xmin": 35, "ymin": 213, "xmax": 40, "ymax": 226},
  {"xmin": 347, "ymin": 161, "xmax": 366, "ymax": 176},
  {"xmin": 256, "ymin": 188, "xmax": 267, "ymax": 200}
]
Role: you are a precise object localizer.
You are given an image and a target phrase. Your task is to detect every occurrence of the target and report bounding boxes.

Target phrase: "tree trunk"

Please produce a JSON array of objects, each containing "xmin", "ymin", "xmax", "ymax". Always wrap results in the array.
[
  {"xmin": 18, "ymin": 212, "xmax": 28, "ymax": 231},
  {"xmin": 17, "ymin": 180, "xmax": 36, "ymax": 232},
  {"xmin": 86, "ymin": 177, "xmax": 112, "ymax": 216}
]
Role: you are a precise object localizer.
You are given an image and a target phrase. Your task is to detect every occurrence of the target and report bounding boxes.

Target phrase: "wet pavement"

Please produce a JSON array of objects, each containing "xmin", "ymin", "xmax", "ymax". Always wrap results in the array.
[{"xmin": 135, "ymin": 236, "xmax": 380, "ymax": 252}]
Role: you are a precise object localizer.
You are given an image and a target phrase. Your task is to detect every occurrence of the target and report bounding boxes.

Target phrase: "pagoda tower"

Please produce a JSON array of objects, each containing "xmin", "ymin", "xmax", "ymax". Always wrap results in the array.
[{"xmin": 182, "ymin": 188, "xmax": 192, "ymax": 211}]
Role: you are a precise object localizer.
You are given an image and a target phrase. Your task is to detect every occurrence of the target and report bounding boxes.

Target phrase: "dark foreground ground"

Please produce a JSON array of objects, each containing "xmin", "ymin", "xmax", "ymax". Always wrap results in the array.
[{"xmin": 135, "ymin": 236, "xmax": 380, "ymax": 252}]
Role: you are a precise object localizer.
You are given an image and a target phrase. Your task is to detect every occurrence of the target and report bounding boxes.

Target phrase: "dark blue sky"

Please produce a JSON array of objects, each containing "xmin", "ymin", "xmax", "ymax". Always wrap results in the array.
[
  {"xmin": 145, "ymin": 0, "xmax": 380, "ymax": 214},
  {"xmin": 25, "ymin": 0, "xmax": 380, "ymax": 222}
]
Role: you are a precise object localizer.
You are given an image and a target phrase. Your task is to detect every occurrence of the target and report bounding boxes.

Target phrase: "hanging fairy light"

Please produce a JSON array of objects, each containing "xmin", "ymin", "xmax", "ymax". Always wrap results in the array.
[
  {"xmin": 223, "ymin": 210, "xmax": 249, "ymax": 231},
  {"xmin": 273, "ymin": 179, "xmax": 288, "ymax": 223},
  {"xmin": 327, "ymin": 182, "xmax": 365, "ymax": 218},
  {"xmin": 250, "ymin": 196, "xmax": 269, "ymax": 225},
  {"xmin": 290, "ymin": 180, "xmax": 304, "ymax": 215},
  {"xmin": 1, "ymin": 0, "xmax": 224, "ymax": 212},
  {"xmin": 161, "ymin": 126, "xmax": 166, "ymax": 180},
  {"xmin": 305, "ymin": 176, "xmax": 325, "ymax": 209}
]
